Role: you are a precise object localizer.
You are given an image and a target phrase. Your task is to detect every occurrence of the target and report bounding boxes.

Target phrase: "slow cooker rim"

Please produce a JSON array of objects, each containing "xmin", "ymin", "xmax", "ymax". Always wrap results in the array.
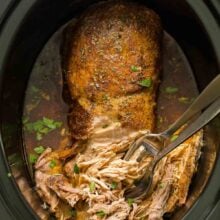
[
  {"xmin": 186, "ymin": 0, "xmax": 220, "ymax": 69},
  {"xmin": 0, "ymin": 0, "xmax": 220, "ymax": 219},
  {"xmin": 0, "ymin": 0, "xmax": 42, "ymax": 219}
]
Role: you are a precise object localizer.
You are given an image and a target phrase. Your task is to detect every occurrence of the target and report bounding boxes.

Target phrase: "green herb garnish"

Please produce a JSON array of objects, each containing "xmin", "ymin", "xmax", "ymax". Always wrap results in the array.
[
  {"xmin": 111, "ymin": 182, "xmax": 118, "ymax": 190},
  {"xmin": 22, "ymin": 116, "xmax": 29, "ymax": 124},
  {"xmin": 165, "ymin": 87, "xmax": 178, "ymax": 94},
  {"xmin": 89, "ymin": 181, "xmax": 96, "ymax": 193},
  {"xmin": 29, "ymin": 154, "xmax": 38, "ymax": 164},
  {"xmin": 34, "ymin": 146, "xmax": 45, "ymax": 154},
  {"xmin": 157, "ymin": 116, "xmax": 163, "ymax": 124},
  {"xmin": 36, "ymin": 132, "xmax": 43, "ymax": 141},
  {"xmin": 96, "ymin": 210, "xmax": 106, "ymax": 218},
  {"xmin": 42, "ymin": 117, "xmax": 57, "ymax": 129},
  {"xmin": 127, "ymin": 198, "xmax": 134, "ymax": 206},
  {"xmin": 24, "ymin": 117, "xmax": 62, "ymax": 141},
  {"xmin": 73, "ymin": 164, "xmax": 80, "ymax": 174},
  {"xmin": 158, "ymin": 182, "xmax": 164, "ymax": 188},
  {"xmin": 49, "ymin": 159, "xmax": 57, "ymax": 169},
  {"xmin": 178, "ymin": 96, "xmax": 190, "ymax": 104},
  {"xmin": 171, "ymin": 134, "xmax": 178, "ymax": 142},
  {"xmin": 38, "ymin": 127, "xmax": 50, "ymax": 134},
  {"xmin": 102, "ymin": 94, "xmax": 109, "ymax": 101},
  {"xmin": 131, "ymin": 65, "xmax": 140, "ymax": 72},
  {"xmin": 138, "ymin": 77, "xmax": 152, "ymax": 88},
  {"xmin": 31, "ymin": 85, "xmax": 40, "ymax": 93}
]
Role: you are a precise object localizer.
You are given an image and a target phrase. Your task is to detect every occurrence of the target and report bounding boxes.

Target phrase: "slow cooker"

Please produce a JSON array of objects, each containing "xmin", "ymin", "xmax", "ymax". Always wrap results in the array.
[{"xmin": 0, "ymin": 0, "xmax": 220, "ymax": 219}]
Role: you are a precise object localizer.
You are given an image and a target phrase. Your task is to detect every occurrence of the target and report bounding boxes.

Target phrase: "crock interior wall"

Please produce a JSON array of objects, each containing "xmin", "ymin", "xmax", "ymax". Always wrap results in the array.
[{"xmin": 0, "ymin": 0, "xmax": 219, "ymax": 219}]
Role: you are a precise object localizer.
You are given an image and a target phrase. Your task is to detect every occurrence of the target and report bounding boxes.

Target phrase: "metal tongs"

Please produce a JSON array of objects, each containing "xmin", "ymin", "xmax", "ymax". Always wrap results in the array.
[{"xmin": 124, "ymin": 74, "xmax": 220, "ymax": 199}]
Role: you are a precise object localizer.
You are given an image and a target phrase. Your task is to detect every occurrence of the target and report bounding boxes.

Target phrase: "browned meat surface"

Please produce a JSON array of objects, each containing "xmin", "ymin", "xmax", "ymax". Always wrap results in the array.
[
  {"xmin": 62, "ymin": 0, "xmax": 162, "ymax": 140},
  {"xmin": 34, "ymin": 1, "xmax": 203, "ymax": 220}
]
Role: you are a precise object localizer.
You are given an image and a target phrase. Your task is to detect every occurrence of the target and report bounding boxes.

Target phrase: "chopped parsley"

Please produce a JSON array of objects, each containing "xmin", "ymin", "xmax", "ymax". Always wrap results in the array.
[
  {"xmin": 171, "ymin": 134, "xmax": 179, "ymax": 142},
  {"xmin": 96, "ymin": 210, "xmax": 106, "ymax": 218},
  {"xmin": 22, "ymin": 116, "xmax": 29, "ymax": 124},
  {"xmin": 131, "ymin": 65, "xmax": 140, "ymax": 72},
  {"xmin": 138, "ymin": 77, "xmax": 152, "ymax": 88},
  {"xmin": 36, "ymin": 132, "xmax": 43, "ymax": 141},
  {"xmin": 49, "ymin": 159, "xmax": 57, "ymax": 169},
  {"xmin": 178, "ymin": 96, "xmax": 190, "ymax": 104},
  {"xmin": 157, "ymin": 116, "xmax": 163, "ymax": 124},
  {"xmin": 127, "ymin": 198, "xmax": 134, "ymax": 206},
  {"xmin": 102, "ymin": 94, "xmax": 109, "ymax": 101},
  {"xmin": 34, "ymin": 146, "xmax": 45, "ymax": 154},
  {"xmin": 89, "ymin": 181, "xmax": 96, "ymax": 193},
  {"xmin": 42, "ymin": 117, "xmax": 61, "ymax": 129},
  {"xmin": 73, "ymin": 164, "xmax": 80, "ymax": 174},
  {"xmin": 31, "ymin": 85, "xmax": 40, "ymax": 93},
  {"xmin": 29, "ymin": 154, "xmax": 38, "ymax": 164},
  {"xmin": 24, "ymin": 117, "xmax": 62, "ymax": 141},
  {"xmin": 158, "ymin": 182, "xmax": 164, "ymax": 188},
  {"xmin": 111, "ymin": 182, "xmax": 118, "ymax": 190},
  {"xmin": 165, "ymin": 87, "xmax": 178, "ymax": 94}
]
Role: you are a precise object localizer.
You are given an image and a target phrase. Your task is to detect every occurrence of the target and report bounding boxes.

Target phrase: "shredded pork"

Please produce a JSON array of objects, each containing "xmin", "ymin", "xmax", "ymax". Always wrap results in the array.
[{"xmin": 35, "ymin": 119, "xmax": 203, "ymax": 219}]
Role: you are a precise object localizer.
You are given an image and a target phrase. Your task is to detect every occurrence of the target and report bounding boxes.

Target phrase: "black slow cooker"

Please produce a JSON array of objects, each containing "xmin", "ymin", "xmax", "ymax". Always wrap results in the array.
[{"xmin": 0, "ymin": 0, "xmax": 220, "ymax": 219}]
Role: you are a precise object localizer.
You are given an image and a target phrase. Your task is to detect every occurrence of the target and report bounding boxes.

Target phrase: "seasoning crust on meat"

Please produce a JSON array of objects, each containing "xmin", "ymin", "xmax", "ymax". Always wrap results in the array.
[{"xmin": 61, "ymin": 0, "xmax": 162, "ymax": 139}]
